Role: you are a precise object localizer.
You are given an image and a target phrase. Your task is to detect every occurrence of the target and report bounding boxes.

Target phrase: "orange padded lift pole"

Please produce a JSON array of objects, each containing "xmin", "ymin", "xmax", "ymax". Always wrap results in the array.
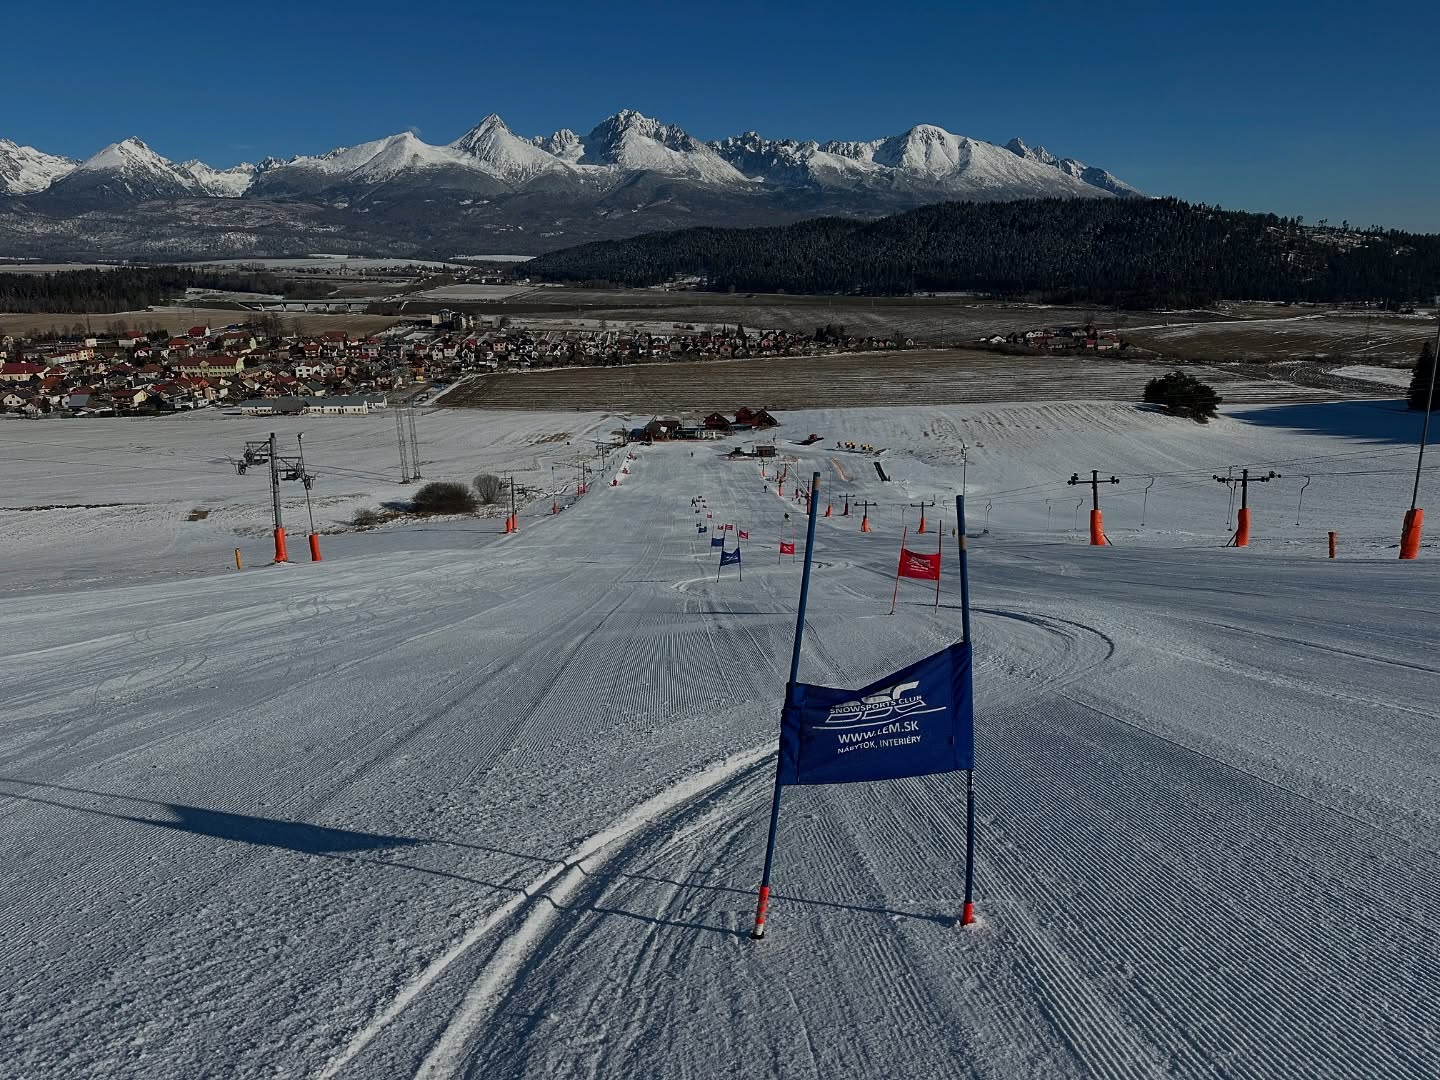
[
  {"xmin": 1400, "ymin": 508, "xmax": 1423, "ymax": 560},
  {"xmin": 1069, "ymin": 470, "xmax": 1117, "ymax": 547}
]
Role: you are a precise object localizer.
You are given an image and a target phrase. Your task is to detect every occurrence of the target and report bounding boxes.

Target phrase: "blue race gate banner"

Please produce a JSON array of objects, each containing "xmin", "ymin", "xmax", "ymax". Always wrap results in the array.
[
  {"xmin": 777, "ymin": 642, "xmax": 972, "ymax": 786},
  {"xmin": 711, "ymin": 535, "xmax": 726, "ymax": 547},
  {"xmin": 720, "ymin": 547, "xmax": 742, "ymax": 566}
]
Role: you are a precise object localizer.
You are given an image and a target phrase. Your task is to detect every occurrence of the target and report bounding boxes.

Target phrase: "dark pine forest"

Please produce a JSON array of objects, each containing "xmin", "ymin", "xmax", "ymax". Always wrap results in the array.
[
  {"xmin": 527, "ymin": 198, "xmax": 1440, "ymax": 308},
  {"xmin": 0, "ymin": 266, "xmax": 327, "ymax": 314}
]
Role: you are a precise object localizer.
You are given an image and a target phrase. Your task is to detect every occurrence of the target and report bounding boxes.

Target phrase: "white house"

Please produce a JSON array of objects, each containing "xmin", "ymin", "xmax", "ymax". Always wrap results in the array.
[{"xmin": 303, "ymin": 396, "xmax": 371, "ymax": 416}]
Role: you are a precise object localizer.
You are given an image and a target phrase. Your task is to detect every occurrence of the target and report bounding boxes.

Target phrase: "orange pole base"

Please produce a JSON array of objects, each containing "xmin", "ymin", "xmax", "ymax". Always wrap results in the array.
[
  {"xmin": 1400, "ymin": 508, "xmax": 1423, "ymax": 560},
  {"xmin": 824, "ymin": 504, "xmax": 832, "ymax": 517},
  {"xmin": 1089, "ymin": 509, "xmax": 1104, "ymax": 546},
  {"xmin": 308, "ymin": 534, "xmax": 322, "ymax": 562},
  {"xmin": 273, "ymin": 527, "xmax": 288, "ymax": 563},
  {"xmin": 234, "ymin": 548, "xmax": 242, "ymax": 570},
  {"xmin": 961, "ymin": 901, "xmax": 976, "ymax": 927},
  {"xmin": 1234, "ymin": 507, "xmax": 1251, "ymax": 547},
  {"xmin": 1328, "ymin": 531, "xmax": 1337, "ymax": 559},
  {"xmin": 918, "ymin": 514, "xmax": 927, "ymax": 534},
  {"xmin": 860, "ymin": 515, "xmax": 871, "ymax": 533},
  {"xmin": 751, "ymin": 884, "xmax": 771, "ymax": 940}
]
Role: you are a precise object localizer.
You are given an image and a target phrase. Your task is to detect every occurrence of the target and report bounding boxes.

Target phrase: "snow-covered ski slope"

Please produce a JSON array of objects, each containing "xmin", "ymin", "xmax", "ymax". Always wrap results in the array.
[{"xmin": 2, "ymin": 398, "xmax": 1438, "ymax": 1080}]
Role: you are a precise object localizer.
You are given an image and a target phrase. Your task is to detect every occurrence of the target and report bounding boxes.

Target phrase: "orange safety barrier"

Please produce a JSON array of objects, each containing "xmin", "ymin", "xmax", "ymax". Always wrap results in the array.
[
  {"xmin": 1328, "ymin": 531, "xmax": 1337, "ymax": 559},
  {"xmin": 274, "ymin": 527, "xmax": 289, "ymax": 563},
  {"xmin": 860, "ymin": 513, "xmax": 871, "ymax": 533},
  {"xmin": 1089, "ymin": 509, "xmax": 1104, "ymax": 546},
  {"xmin": 234, "ymin": 548, "xmax": 243, "ymax": 570},
  {"xmin": 918, "ymin": 512, "xmax": 927, "ymax": 534},
  {"xmin": 1400, "ymin": 508, "xmax": 1423, "ymax": 560},
  {"xmin": 1234, "ymin": 507, "xmax": 1251, "ymax": 548},
  {"xmin": 309, "ymin": 534, "xmax": 322, "ymax": 562}
]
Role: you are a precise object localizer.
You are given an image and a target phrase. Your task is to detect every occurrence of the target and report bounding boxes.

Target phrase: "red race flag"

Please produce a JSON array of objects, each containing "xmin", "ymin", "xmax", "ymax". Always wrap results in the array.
[
  {"xmin": 780, "ymin": 541, "xmax": 796, "ymax": 555},
  {"xmin": 898, "ymin": 547, "xmax": 941, "ymax": 581},
  {"xmin": 738, "ymin": 529, "xmax": 750, "ymax": 540}
]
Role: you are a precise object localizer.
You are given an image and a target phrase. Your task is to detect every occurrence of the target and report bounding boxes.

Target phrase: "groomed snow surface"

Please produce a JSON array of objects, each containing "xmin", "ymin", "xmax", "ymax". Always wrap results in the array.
[{"xmin": 2, "ymin": 398, "xmax": 1438, "ymax": 1080}]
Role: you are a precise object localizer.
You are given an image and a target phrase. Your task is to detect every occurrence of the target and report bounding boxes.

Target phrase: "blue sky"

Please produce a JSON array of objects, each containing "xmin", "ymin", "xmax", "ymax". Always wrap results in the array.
[{"xmin": 9, "ymin": 0, "xmax": 1439, "ymax": 230}]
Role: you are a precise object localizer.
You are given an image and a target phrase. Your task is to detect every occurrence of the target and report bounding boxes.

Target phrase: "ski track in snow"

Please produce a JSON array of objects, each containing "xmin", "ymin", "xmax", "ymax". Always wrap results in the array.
[{"xmin": 2, "ymin": 402, "xmax": 1439, "ymax": 1080}]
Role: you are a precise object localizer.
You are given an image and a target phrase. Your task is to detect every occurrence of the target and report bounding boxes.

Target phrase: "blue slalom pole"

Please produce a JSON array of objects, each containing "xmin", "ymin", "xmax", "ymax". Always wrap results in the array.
[
  {"xmin": 752, "ymin": 470, "xmax": 822, "ymax": 940},
  {"xmin": 956, "ymin": 493, "xmax": 972, "ymax": 646},
  {"xmin": 956, "ymin": 493, "xmax": 977, "ymax": 926}
]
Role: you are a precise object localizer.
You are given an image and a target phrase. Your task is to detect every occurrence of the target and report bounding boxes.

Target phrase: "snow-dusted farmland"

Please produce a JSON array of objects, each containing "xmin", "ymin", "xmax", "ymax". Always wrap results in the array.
[
  {"xmin": 2, "ymin": 398, "xmax": 1437, "ymax": 1080},
  {"xmin": 1325, "ymin": 364, "xmax": 1412, "ymax": 390}
]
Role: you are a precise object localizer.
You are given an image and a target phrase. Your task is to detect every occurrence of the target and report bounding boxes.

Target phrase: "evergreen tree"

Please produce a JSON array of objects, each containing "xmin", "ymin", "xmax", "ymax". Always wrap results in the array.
[
  {"xmin": 1143, "ymin": 370, "xmax": 1222, "ymax": 423},
  {"xmin": 1408, "ymin": 339, "xmax": 1437, "ymax": 411}
]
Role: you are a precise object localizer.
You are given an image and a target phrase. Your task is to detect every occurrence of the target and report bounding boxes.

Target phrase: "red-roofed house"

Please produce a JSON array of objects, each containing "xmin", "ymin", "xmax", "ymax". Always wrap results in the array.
[{"xmin": 0, "ymin": 362, "xmax": 45, "ymax": 383}]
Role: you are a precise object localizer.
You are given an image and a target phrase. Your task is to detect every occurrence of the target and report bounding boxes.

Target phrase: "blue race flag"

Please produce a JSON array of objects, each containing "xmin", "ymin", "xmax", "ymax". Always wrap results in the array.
[
  {"xmin": 778, "ymin": 642, "xmax": 972, "ymax": 786},
  {"xmin": 711, "ymin": 535, "xmax": 726, "ymax": 547},
  {"xmin": 720, "ymin": 547, "xmax": 742, "ymax": 566},
  {"xmin": 698, "ymin": 524, "xmax": 708, "ymax": 533}
]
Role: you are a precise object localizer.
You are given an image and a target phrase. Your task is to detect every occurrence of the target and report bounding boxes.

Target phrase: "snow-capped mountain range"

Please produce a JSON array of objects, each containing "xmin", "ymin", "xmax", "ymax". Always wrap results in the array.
[
  {"xmin": 0, "ymin": 111, "xmax": 1141, "ymax": 258},
  {"xmin": 1, "ymin": 111, "xmax": 1138, "ymax": 200}
]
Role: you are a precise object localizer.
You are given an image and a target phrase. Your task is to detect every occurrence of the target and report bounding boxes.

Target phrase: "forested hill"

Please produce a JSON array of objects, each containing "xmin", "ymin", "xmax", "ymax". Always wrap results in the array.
[
  {"xmin": 526, "ymin": 198, "xmax": 1440, "ymax": 307},
  {"xmin": 0, "ymin": 266, "xmax": 327, "ymax": 314}
]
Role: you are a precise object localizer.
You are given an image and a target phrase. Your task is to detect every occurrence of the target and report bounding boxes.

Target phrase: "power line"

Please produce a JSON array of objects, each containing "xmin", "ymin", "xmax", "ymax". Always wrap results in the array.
[
  {"xmin": 406, "ymin": 406, "xmax": 422, "ymax": 481},
  {"xmin": 394, "ymin": 407, "xmax": 412, "ymax": 484}
]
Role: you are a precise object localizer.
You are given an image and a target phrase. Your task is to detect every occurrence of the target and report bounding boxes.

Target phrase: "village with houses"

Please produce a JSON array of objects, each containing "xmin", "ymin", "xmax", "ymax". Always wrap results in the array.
[
  {"xmin": 974, "ymin": 324, "xmax": 1128, "ymax": 351},
  {"xmin": 0, "ymin": 248, "xmax": 1154, "ymax": 425},
  {"xmin": 0, "ymin": 307, "xmax": 969, "ymax": 419}
]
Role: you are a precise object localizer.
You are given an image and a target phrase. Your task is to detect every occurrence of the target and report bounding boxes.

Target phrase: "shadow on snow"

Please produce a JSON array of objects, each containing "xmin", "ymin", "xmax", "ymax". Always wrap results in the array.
[
  {"xmin": 0, "ymin": 777, "xmax": 961, "ymax": 933},
  {"xmin": 1229, "ymin": 397, "xmax": 1422, "ymax": 446}
]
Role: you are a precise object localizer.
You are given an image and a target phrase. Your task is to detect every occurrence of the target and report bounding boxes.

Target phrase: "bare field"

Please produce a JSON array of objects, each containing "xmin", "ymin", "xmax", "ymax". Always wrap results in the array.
[
  {"xmin": 444, "ymin": 287, "xmax": 1437, "ymax": 365},
  {"xmin": 0, "ymin": 307, "xmax": 406, "ymax": 337},
  {"xmin": 1125, "ymin": 313, "xmax": 1435, "ymax": 364},
  {"xmin": 455, "ymin": 289, "xmax": 1225, "ymax": 344},
  {"xmin": 442, "ymin": 349, "xmax": 1374, "ymax": 411}
]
